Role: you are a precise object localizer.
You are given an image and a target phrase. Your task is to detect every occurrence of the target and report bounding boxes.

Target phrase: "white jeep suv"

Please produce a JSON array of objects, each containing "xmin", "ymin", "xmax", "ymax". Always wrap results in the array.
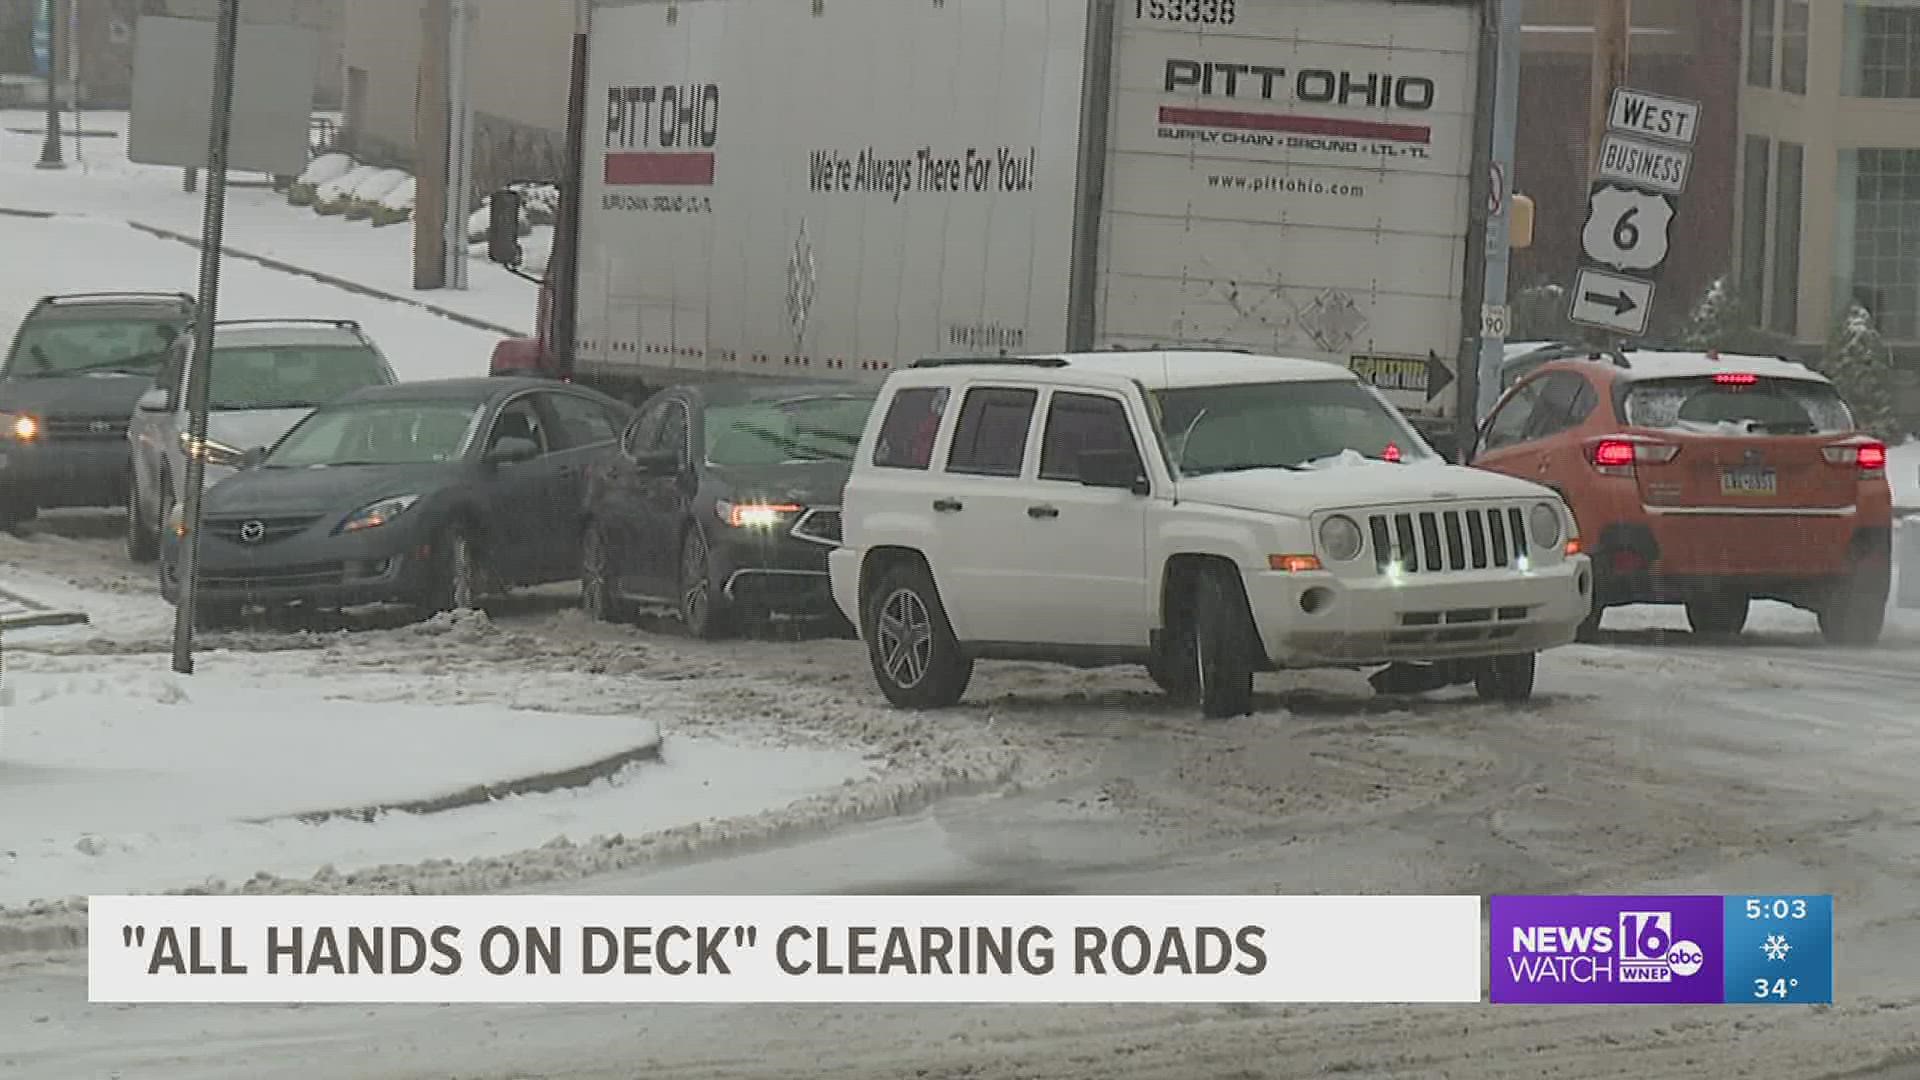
[{"xmin": 828, "ymin": 351, "xmax": 1593, "ymax": 716}]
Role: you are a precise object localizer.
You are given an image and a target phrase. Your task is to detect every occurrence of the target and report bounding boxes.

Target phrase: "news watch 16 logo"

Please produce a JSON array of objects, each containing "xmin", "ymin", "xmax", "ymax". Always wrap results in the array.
[{"xmin": 1491, "ymin": 895, "xmax": 1724, "ymax": 1004}]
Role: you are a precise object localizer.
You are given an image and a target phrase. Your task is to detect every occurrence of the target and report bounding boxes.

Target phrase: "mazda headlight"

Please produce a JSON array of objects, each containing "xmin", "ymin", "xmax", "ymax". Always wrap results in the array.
[
  {"xmin": 337, "ymin": 494, "xmax": 421, "ymax": 534},
  {"xmin": 1529, "ymin": 502, "xmax": 1564, "ymax": 549},
  {"xmin": 179, "ymin": 430, "xmax": 245, "ymax": 467},
  {"xmin": 2, "ymin": 411, "xmax": 40, "ymax": 441},
  {"xmin": 1318, "ymin": 514, "xmax": 1364, "ymax": 562}
]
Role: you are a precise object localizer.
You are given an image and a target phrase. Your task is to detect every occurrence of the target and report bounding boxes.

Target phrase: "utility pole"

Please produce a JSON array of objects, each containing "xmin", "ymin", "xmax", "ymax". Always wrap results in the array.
[
  {"xmin": 443, "ymin": 0, "xmax": 474, "ymax": 290},
  {"xmin": 1474, "ymin": 0, "xmax": 1524, "ymax": 425},
  {"xmin": 170, "ymin": 0, "xmax": 242, "ymax": 676},
  {"xmin": 1588, "ymin": 0, "xmax": 1632, "ymax": 175},
  {"xmin": 36, "ymin": 0, "xmax": 65, "ymax": 170},
  {"xmin": 414, "ymin": 0, "xmax": 451, "ymax": 290}
]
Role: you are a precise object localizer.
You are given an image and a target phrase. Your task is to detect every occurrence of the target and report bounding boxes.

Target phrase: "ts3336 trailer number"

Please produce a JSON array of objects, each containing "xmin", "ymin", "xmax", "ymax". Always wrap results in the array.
[{"xmin": 1136, "ymin": 0, "xmax": 1236, "ymax": 25}]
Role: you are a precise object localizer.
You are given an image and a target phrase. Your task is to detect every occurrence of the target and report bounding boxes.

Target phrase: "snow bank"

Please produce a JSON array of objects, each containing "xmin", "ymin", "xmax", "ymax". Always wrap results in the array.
[
  {"xmin": 314, "ymin": 164, "xmax": 379, "ymax": 206},
  {"xmin": 295, "ymin": 153, "xmax": 355, "ymax": 188}
]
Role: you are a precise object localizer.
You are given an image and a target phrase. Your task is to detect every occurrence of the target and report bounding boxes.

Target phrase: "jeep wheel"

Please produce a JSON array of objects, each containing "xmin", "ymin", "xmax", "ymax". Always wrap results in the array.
[
  {"xmin": 678, "ymin": 526, "xmax": 734, "ymax": 640},
  {"xmin": 1189, "ymin": 568, "xmax": 1256, "ymax": 718},
  {"xmin": 1685, "ymin": 590, "xmax": 1749, "ymax": 638},
  {"xmin": 1819, "ymin": 562, "xmax": 1889, "ymax": 647},
  {"xmin": 580, "ymin": 522, "xmax": 635, "ymax": 624},
  {"xmin": 125, "ymin": 484, "xmax": 157, "ymax": 563},
  {"xmin": 1474, "ymin": 652, "xmax": 1537, "ymax": 702},
  {"xmin": 864, "ymin": 563, "xmax": 972, "ymax": 709}
]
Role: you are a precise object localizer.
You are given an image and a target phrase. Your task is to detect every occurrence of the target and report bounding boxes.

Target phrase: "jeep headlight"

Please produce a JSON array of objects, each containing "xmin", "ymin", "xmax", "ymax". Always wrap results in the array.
[
  {"xmin": 1318, "ymin": 514, "xmax": 1364, "ymax": 562},
  {"xmin": 179, "ymin": 430, "xmax": 244, "ymax": 467},
  {"xmin": 337, "ymin": 494, "xmax": 421, "ymax": 534},
  {"xmin": 1529, "ymin": 502, "xmax": 1564, "ymax": 549}
]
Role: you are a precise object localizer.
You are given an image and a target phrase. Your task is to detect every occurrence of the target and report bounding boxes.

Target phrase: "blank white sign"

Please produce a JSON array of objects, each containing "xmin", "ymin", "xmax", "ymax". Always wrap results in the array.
[{"xmin": 127, "ymin": 14, "xmax": 317, "ymax": 177}]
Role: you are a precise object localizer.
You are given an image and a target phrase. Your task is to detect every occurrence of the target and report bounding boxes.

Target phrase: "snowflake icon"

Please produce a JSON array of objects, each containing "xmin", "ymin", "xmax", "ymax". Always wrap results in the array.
[{"xmin": 1761, "ymin": 934, "xmax": 1793, "ymax": 962}]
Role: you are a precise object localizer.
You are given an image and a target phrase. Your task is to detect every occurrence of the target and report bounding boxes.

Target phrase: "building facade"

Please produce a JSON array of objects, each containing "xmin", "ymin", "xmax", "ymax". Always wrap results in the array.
[
  {"xmin": 0, "ymin": 0, "xmax": 343, "ymax": 109},
  {"xmin": 1509, "ymin": 0, "xmax": 1743, "ymax": 331},
  {"xmin": 1740, "ymin": 0, "xmax": 1920, "ymax": 356},
  {"xmin": 339, "ymin": 0, "xmax": 571, "ymax": 194}
]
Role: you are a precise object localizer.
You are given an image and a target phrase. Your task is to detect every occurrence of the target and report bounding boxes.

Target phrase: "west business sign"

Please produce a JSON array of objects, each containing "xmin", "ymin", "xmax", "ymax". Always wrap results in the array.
[{"xmin": 1159, "ymin": 59, "xmax": 1438, "ymax": 154}]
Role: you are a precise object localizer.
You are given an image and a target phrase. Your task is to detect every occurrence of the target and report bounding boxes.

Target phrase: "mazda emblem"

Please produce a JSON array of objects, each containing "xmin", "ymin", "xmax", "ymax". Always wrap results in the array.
[{"xmin": 239, "ymin": 520, "xmax": 266, "ymax": 543}]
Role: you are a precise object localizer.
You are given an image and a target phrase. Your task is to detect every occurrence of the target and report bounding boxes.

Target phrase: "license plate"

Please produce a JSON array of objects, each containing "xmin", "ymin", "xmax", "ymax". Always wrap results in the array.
[{"xmin": 1720, "ymin": 467, "xmax": 1777, "ymax": 495}]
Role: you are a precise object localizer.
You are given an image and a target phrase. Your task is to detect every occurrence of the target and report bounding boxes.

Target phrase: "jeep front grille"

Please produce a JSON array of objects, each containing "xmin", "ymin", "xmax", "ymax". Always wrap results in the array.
[{"xmin": 1367, "ymin": 506, "xmax": 1532, "ymax": 575}]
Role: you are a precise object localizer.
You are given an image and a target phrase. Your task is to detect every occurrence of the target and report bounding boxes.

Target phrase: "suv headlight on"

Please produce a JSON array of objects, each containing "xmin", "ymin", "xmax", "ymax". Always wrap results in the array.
[
  {"xmin": 179, "ymin": 430, "xmax": 245, "ymax": 467},
  {"xmin": 1318, "ymin": 514, "xmax": 1365, "ymax": 562},
  {"xmin": 1529, "ymin": 502, "xmax": 1564, "ymax": 549},
  {"xmin": 337, "ymin": 494, "xmax": 421, "ymax": 534},
  {"xmin": 2, "ymin": 411, "xmax": 40, "ymax": 441}
]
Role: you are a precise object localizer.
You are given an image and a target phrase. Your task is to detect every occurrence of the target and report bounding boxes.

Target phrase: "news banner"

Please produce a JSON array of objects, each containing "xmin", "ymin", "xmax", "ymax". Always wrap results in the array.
[{"xmin": 85, "ymin": 893, "xmax": 1834, "ymax": 1004}]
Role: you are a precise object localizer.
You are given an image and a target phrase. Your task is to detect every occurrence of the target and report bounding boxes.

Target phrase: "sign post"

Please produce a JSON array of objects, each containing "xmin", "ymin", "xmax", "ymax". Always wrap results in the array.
[
  {"xmin": 1473, "ymin": 0, "xmax": 1523, "ymax": 425},
  {"xmin": 1568, "ymin": 87, "xmax": 1700, "ymax": 340},
  {"xmin": 128, "ymin": 5, "xmax": 317, "ymax": 674}
]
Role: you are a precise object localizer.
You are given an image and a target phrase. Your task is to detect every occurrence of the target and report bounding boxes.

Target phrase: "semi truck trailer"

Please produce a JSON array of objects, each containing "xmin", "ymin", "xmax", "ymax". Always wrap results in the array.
[{"xmin": 487, "ymin": 0, "xmax": 1498, "ymax": 453}]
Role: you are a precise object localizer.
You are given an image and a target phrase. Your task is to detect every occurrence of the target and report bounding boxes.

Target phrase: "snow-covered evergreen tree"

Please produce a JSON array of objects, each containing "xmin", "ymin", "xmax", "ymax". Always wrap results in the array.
[
  {"xmin": 1821, "ymin": 302, "xmax": 1902, "ymax": 441},
  {"xmin": 1679, "ymin": 275, "xmax": 1748, "ymax": 349}
]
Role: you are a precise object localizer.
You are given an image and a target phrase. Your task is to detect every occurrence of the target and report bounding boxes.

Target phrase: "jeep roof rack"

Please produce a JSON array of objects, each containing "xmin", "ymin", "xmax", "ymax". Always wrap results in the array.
[
  {"xmin": 35, "ymin": 291, "xmax": 195, "ymax": 308},
  {"xmin": 909, "ymin": 355, "xmax": 1070, "ymax": 369}
]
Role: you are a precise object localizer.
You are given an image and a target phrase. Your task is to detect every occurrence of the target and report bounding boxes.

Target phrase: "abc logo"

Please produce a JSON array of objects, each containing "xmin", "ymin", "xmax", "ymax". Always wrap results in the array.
[{"xmin": 1665, "ymin": 940, "xmax": 1704, "ymax": 977}]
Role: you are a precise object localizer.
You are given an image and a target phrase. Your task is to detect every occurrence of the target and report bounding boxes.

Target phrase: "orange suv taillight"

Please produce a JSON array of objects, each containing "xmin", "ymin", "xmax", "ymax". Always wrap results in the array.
[
  {"xmin": 1586, "ymin": 435, "xmax": 1678, "ymax": 476},
  {"xmin": 1823, "ymin": 438, "xmax": 1887, "ymax": 478}
]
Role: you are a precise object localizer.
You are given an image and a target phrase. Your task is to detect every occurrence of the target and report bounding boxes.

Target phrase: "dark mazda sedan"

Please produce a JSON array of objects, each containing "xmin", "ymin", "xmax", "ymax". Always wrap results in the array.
[
  {"xmin": 580, "ymin": 379, "xmax": 878, "ymax": 638},
  {"xmin": 159, "ymin": 376, "xmax": 631, "ymax": 626}
]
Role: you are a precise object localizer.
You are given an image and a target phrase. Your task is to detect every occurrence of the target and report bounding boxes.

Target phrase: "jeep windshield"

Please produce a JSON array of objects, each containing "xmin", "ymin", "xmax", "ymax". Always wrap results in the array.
[
  {"xmin": 1150, "ymin": 379, "xmax": 1435, "ymax": 478},
  {"xmin": 208, "ymin": 344, "xmax": 392, "ymax": 411},
  {"xmin": 1622, "ymin": 376, "xmax": 1855, "ymax": 436},
  {"xmin": 3, "ymin": 318, "xmax": 180, "ymax": 379}
]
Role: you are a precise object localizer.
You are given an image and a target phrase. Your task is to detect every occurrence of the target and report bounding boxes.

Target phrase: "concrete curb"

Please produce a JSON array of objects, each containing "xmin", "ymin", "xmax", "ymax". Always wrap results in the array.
[
  {"xmin": 123, "ymin": 220, "xmax": 523, "ymax": 339},
  {"xmin": 259, "ymin": 730, "xmax": 666, "ymax": 826},
  {"xmin": 0, "ymin": 206, "xmax": 54, "ymax": 219},
  {"xmin": 0, "ymin": 585, "xmax": 90, "ymax": 631}
]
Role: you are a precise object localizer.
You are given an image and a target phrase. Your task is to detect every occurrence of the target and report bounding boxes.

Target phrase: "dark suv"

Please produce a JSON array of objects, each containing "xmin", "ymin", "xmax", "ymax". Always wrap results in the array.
[{"xmin": 0, "ymin": 292, "xmax": 197, "ymax": 529}]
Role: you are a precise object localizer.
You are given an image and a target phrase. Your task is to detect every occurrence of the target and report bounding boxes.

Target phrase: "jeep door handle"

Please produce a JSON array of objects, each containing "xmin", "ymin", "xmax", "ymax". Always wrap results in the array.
[
  {"xmin": 932, "ymin": 499, "xmax": 963, "ymax": 513},
  {"xmin": 1027, "ymin": 504, "xmax": 1059, "ymax": 519}
]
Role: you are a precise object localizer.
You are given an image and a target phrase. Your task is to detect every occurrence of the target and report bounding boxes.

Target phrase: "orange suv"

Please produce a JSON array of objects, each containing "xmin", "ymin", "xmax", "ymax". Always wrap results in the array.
[{"xmin": 1469, "ymin": 349, "xmax": 1892, "ymax": 645}]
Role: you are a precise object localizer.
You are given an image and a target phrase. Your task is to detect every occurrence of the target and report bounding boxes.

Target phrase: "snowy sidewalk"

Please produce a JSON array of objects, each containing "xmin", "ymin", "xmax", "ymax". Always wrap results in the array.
[{"xmin": 0, "ymin": 110, "xmax": 536, "ymax": 340}]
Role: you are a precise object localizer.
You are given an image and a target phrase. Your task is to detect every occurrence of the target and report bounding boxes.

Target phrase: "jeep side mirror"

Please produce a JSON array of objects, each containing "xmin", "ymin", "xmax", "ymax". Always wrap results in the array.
[
  {"xmin": 1078, "ymin": 448, "xmax": 1148, "ymax": 494},
  {"xmin": 487, "ymin": 189, "xmax": 523, "ymax": 267},
  {"xmin": 136, "ymin": 386, "xmax": 170, "ymax": 412}
]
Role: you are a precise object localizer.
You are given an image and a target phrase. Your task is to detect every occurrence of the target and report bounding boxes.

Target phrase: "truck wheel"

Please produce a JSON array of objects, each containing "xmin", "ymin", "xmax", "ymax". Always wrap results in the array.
[
  {"xmin": 579, "ymin": 521, "xmax": 635, "ymax": 624},
  {"xmin": 1819, "ymin": 562, "xmax": 1889, "ymax": 647},
  {"xmin": 863, "ymin": 563, "xmax": 972, "ymax": 709},
  {"xmin": 1474, "ymin": 652, "xmax": 1537, "ymax": 702},
  {"xmin": 1685, "ymin": 590, "xmax": 1749, "ymax": 638},
  {"xmin": 125, "ymin": 484, "xmax": 157, "ymax": 563},
  {"xmin": 678, "ymin": 525, "xmax": 735, "ymax": 640},
  {"xmin": 1189, "ymin": 568, "xmax": 1256, "ymax": 718},
  {"xmin": 0, "ymin": 498, "xmax": 37, "ymax": 532}
]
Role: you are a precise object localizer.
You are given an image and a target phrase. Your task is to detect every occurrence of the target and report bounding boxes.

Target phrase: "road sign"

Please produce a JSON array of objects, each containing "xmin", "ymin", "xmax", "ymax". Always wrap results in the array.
[
  {"xmin": 1597, "ymin": 132, "xmax": 1692, "ymax": 196},
  {"xmin": 127, "ymin": 15, "xmax": 317, "ymax": 176},
  {"xmin": 1569, "ymin": 268, "xmax": 1654, "ymax": 336},
  {"xmin": 1349, "ymin": 353, "xmax": 1455, "ymax": 403},
  {"xmin": 1607, "ymin": 87, "xmax": 1701, "ymax": 147},
  {"xmin": 1580, "ymin": 183, "xmax": 1675, "ymax": 273}
]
